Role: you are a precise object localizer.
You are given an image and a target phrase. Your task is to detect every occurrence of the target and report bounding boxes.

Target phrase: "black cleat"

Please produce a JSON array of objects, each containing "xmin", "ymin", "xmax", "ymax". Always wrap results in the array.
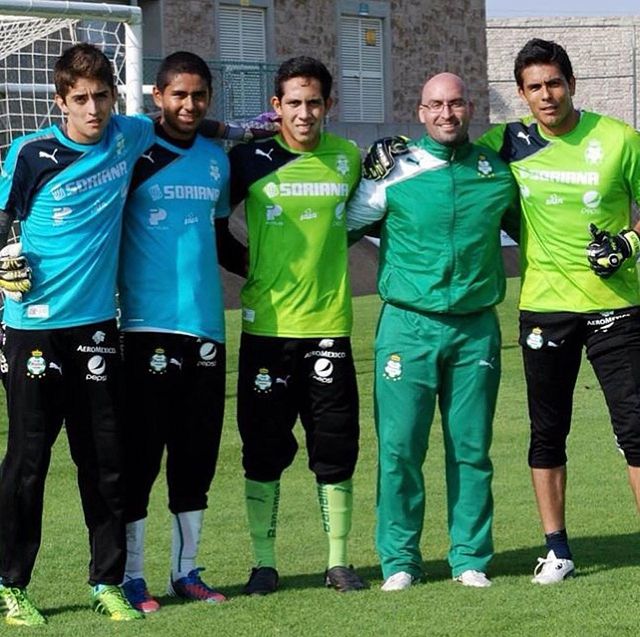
[
  {"xmin": 324, "ymin": 565, "xmax": 369, "ymax": 592},
  {"xmin": 243, "ymin": 567, "xmax": 279, "ymax": 595}
]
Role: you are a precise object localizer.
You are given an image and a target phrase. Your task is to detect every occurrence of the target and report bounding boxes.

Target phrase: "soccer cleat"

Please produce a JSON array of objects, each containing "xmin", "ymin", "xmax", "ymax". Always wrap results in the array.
[
  {"xmin": 168, "ymin": 568, "xmax": 226, "ymax": 603},
  {"xmin": 243, "ymin": 567, "xmax": 279, "ymax": 596},
  {"xmin": 381, "ymin": 571, "xmax": 415, "ymax": 592},
  {"xmin": 454, "ymin": 570, "xmax": 492, "ymax": 588},
  {"xmin": 91, "ymin": 584, "xmax": 144, "ymax": 621},
  {"xmin": 0, "ymin": 585, "xmax": 47, "ymax": 626},
  {"xmin": 121, "ymin": 577, "xmax": 160, "ymax": 613},
  {"xmin": 532, "ymin": 550, "xmax": 575, "ymax": 585},
  {"xmin": 324, "ymin": 565, "xmax": 369, "ymax": 592}
]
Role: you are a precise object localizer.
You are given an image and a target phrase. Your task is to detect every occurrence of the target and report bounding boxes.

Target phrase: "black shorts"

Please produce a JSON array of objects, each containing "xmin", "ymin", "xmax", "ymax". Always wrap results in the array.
[
  {"xmin": 0, "ymin": 320, "xmax": 126, "ymax": 587},
  {"xmin": 122, "ymin": 332, "xmax": 226, "ymax": 519},
  {"xmin": 520, "ymin": 308, "xmax": 640, "ymax": 467},
  {"xmin": 237, "ymin": 333, "xmax": 359, "ymax": 483}
]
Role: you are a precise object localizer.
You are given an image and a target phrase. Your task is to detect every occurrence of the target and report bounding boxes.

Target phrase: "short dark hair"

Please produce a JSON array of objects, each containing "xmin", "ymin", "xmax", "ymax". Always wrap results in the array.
[
  {"xmin": 274, "ymin": 56, "xmax": 332, "ymax": 101},
  {"xmin": 155, "ymin": 51, "xmax": 212, "ymax": 92},
  {"xmin": 514, "ymin": 38, "xmax": 574, "ymax": 89},
  {"xmin": 54, "ymin": 43, "xmax": 115, "ymax": 99}
]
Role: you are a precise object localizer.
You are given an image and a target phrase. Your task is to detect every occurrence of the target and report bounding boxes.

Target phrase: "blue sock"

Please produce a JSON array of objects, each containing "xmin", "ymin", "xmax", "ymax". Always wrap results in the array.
[{"xmin": 545, "ymin": 529, "xmax": 572, "ymax": 560}]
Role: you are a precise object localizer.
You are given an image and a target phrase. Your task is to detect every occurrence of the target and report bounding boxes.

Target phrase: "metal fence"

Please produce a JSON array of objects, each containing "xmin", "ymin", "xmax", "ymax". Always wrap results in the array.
[
  {"xmin": 486, "ymin": 19, "xmax": 640, "ymax": 129},
  {"xmin": 143, "ymin": 58, "xmax": 278, "ymax": 122}
]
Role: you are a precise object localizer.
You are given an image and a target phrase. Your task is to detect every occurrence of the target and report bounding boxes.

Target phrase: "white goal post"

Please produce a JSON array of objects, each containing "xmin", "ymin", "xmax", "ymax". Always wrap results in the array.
[{"xmin": 0, "ymin": 0, "xmax": 143, "ymax": 163}]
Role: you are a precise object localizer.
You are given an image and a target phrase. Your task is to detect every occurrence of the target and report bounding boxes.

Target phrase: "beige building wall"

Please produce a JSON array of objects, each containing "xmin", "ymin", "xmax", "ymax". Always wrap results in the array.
[
  {"xmin": 390, "ymin": 0, "xmax": 488, "ymax": 123},
  {"xmin": 487, "ymin": 17, "xmax": 640, "ymax": 127},
  {"xmin": 143, "ymin": 0, "xmax": 489, "ymax": 127},
  {"xmin": 162, "ymin": 0, "xmax": 217, "ymax": 58}
]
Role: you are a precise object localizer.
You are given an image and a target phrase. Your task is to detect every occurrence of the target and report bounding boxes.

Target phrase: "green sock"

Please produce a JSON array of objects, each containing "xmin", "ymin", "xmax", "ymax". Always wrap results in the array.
[
  {"xmin": 317, "ymin": 479, "xmax": 353, "ymax": 568},
  {"xmin": 245, "ymin": 479, "xmax": 280, "ymax": 569}
]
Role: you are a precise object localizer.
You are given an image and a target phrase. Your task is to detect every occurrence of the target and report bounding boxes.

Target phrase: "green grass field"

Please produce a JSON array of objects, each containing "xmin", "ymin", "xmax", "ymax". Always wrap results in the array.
[{"xmin": 1, "ymin": 278, "xmax": 639, "ymax": 636}]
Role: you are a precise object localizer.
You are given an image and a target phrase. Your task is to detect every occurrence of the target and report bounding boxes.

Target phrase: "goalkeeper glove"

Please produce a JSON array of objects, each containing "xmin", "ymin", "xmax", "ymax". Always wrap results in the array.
[
  {"xmin": 223, "ymin": 112, "xmax": 281, "ymax": 142},
  {"xmin": 0, "ymin": 242, "xmax": 31, "ymax": 301},
  {"xmin": 586, "ymin": 223, "xmax": 640, "ymax": 278},
  {"xmin": 362, "ymin": 135, "xmax": 410, "ymax": 181}
]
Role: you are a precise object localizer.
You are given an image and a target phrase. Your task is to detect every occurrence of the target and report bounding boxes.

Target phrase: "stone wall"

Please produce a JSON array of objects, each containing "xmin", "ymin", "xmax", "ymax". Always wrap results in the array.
[
  {"xmin": 150, "ymin": 0, "xmax": 489, "ymax": 125},
  {"xmin": 389, "ymin": 0, "xmax": 488, "ymax": 123},
  {"xmin": 273, "ymin": 1, "xmax": 338, "ymax": 65},
  {"xmin": 487, "ymin": 17, "xmax": 640, "ymax": 127},
  {"xmin": 161, "ymin": 0, "xmax": 217, "ymax": 58}
]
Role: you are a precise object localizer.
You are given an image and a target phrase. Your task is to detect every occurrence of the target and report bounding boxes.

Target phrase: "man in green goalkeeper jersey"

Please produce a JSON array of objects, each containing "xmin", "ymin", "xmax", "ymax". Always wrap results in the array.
[
  {"xmin": 227, "ymin": 56, "xmax": 367, "ymax": 595},
  {"xmin": 347, "ymin": 73, "xmax": 519, "ymax": 591},
  {"xmin": 477, "ymin": 39, "xmax": 640, "ymax": 584}
]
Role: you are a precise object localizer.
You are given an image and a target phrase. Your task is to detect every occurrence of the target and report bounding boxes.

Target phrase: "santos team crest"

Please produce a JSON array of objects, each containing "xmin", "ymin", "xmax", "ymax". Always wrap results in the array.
[
  {"xmin": 477, "ymin": 154, "xmax": 494, "ymax": 178},
  {"xmin": 26, "ymin": 349, "xmax": 47, "ymax": 378},
  {"xmin": 336, "ymin": 154, "xmax": 350, "ymax": 176},
  {"xmin": 383, "ymin": 354, "xmax": 402, "ymax": 381},
  {"xmin": 526, "ymin": 327, "xmax": 544, "ymax": 350},
  {"xmin": 254, "ymin": 368, "xmax": 272, "ymax": 393},
  {"xmin": 584, "ymin": 139, "xmax": 604, "ymax": 165},
  {"xmin": 149, "ymin": 348, "xmax": 168, "ymax": 374}
]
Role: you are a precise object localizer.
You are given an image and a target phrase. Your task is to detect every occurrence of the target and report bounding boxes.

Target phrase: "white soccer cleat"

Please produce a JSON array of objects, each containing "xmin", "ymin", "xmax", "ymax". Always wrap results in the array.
[
  {"xmin": 531, "ymin": 550, "xmax": 575, "ymax": 585},
  {"xmin": 454, "ymin": 570, "xmax": 492, "ymax": 588},
  {"xmin": 381, "ymin": 571, "xmax": 415, "ymax": 592}
]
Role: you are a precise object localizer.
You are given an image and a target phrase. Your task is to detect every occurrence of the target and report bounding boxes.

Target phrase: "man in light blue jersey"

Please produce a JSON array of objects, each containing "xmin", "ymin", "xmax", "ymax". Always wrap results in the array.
[
  {"xmin": 0, "ymin": 43, "xmax": 154, "ymax": 625},
  {"xmin": 118, "ymin": 51, "xmax": 244, "ymax": 613}
]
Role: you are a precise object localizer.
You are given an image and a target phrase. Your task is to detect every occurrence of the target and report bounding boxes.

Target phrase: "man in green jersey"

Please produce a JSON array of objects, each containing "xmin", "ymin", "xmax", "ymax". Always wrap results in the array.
[
  {"xmin": 347, "ymin": 73, "xmax": 519, "ymax": 591},
  {"xmin": 476, "ymin": 39, "xmax": 640, "ymax": 584},
  {"xmin": 227, "ymin": 56, "xmax": 367, "ymax": 595}
]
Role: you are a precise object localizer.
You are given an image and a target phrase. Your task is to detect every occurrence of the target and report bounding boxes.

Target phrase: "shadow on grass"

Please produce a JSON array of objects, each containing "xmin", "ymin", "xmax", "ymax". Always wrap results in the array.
[
  {"xmin": 39, "ymin": 604, "xmax": 88, "ymax": 619},
  {"xmin": 492, "ymin": 532, "xmax": 640, "ymax": 578},
  {"xmin": 216, "ymin": 531, "xmax": 640, "ymax": 593},
  {"xmin": 216, "ymin": 566, "xmax": 383, "ymax": 597}
]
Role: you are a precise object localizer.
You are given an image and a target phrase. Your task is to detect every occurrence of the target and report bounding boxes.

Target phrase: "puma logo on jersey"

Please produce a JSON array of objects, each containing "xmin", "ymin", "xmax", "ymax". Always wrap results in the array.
[
  {"xmin": 478, "ymin": 357, "xmax": 496, "ymax": 370},
  {"xmin": 39, "ymin": 148, "xmax": 59, "ymax": 163},
  {"xmin": 255, "ymin": 148, "xmax": 274, "ymax": 161},
  {"xmin": 517, "ymin": 131, "xmax": 532, "ymax": 145},
  {"xmin": 142, "ymin": 151, "xmax": 154, "ymax": 163},
  {"xmin": 275, "ymin": 375, "xmax": 290, "ymax": 388}
]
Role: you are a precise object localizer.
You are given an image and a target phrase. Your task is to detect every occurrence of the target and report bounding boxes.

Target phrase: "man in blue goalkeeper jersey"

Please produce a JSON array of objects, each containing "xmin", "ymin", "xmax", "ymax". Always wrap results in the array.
[
  {"xmin": 118, "ymin": 51, "xmax": 245, "ymax": 613},
  {"xmin": 0, "ymin": 43, "xmax": 155, "ymax": 625}
]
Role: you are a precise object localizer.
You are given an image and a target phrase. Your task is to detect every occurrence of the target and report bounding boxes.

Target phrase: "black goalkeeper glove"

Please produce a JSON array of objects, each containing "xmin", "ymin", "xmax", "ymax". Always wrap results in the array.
[
  {"xmin": 0, "ymin": 242, "xmax": 31, "ymax": 301},
  {"xmin": 586, "ymin": 223, "xmax": 640, "ymax": 278},
  {"xmin": 362, "ymin": 135, "xmax": 410, "ymax": 181}
]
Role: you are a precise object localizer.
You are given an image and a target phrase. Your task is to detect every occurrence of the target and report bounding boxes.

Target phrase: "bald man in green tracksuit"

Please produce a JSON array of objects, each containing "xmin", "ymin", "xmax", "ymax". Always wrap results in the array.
[{"xmin": 347, "ymin": 73, "xmax": 519, "ymax": 591}]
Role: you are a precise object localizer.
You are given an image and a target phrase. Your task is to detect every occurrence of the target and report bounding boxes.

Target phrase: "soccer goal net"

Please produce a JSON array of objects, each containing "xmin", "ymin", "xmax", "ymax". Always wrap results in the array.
[{"xmin": 0, "ymin": 0, "xmax": 143, "ymax": 165}]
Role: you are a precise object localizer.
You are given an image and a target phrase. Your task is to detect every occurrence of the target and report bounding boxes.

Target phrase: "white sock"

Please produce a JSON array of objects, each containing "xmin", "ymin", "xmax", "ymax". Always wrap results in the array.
[
  {"xmin": 123, "ymin": 518, "xmax": 146, "ymax": 582},
  {"xmin": 171, "ymin": 510, "xmax": 204, "ymax": 580}
]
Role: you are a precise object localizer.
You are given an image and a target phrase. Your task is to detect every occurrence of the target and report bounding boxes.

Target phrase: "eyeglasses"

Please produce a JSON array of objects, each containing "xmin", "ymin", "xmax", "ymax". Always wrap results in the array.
[{"xmin": 420, "ymin": 99, "xmax": 468, "ymax": 113}]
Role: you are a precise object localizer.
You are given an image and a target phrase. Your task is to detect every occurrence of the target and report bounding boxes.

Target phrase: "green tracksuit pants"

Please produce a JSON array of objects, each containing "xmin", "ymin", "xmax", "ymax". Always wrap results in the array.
[{"xmin": 375, "ymin": 302, "xmax": 500, "ymax": 579}]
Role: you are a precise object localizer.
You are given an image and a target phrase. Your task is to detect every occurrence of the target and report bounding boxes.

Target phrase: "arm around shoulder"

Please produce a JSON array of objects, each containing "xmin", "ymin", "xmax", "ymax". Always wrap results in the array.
[{"xmin": 346, "ymin": 171, "xmax": 388, "ymax": 240}]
